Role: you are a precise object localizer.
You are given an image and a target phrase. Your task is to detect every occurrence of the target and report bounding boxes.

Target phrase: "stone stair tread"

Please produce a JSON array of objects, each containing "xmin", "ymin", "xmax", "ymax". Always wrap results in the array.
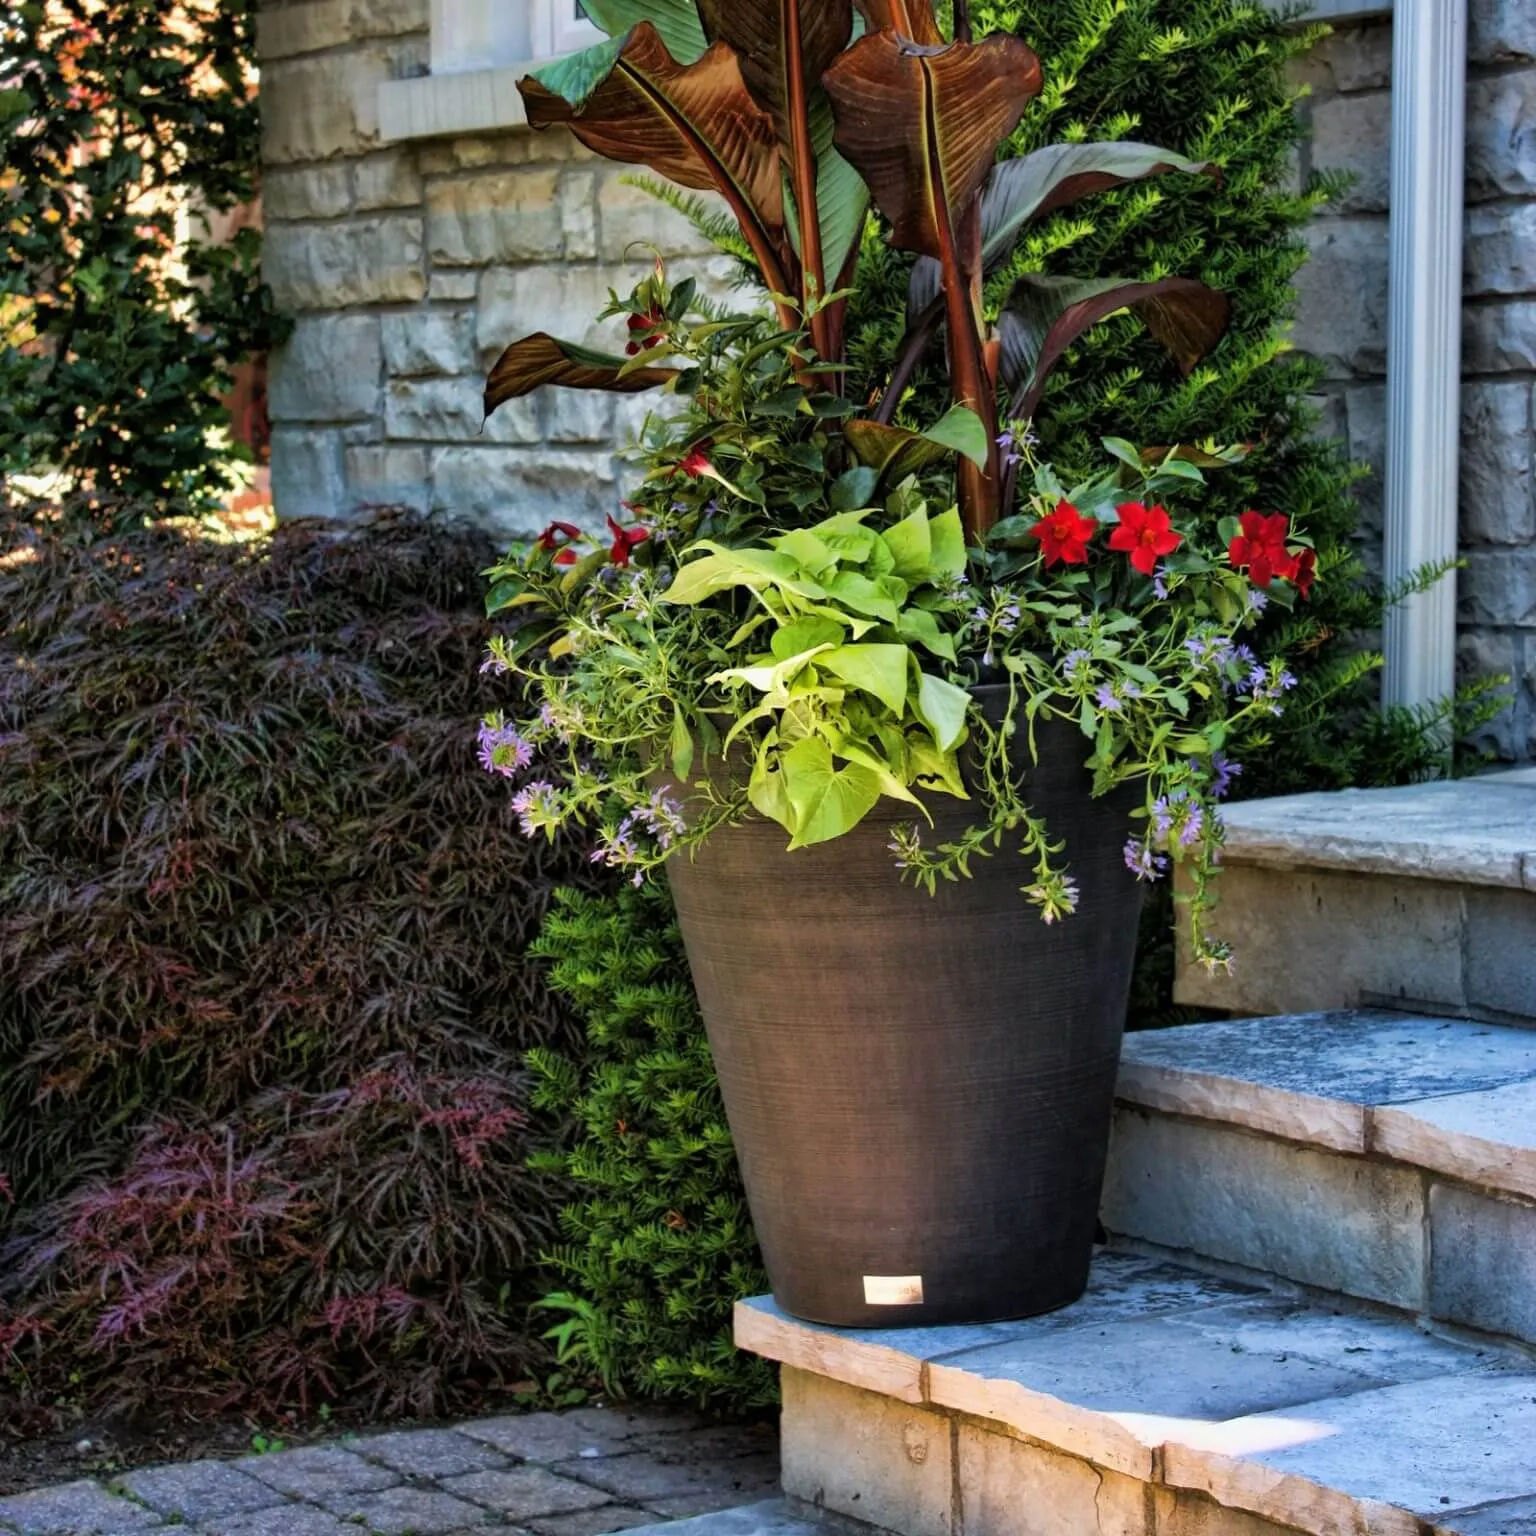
[
  {"xmin": 1118, "ymin": 1010, "xmax": 1536, "ymax": 1197},
  {"xmin": 737, "ymin": 1255, "xmax": 1536, "ymax": 1536},
  {"xmin": 616, "ymin": 1498, "xmax": 879, "ymax": 1536},
  {"xmin": 1212, "ymin": 777, "xmax": 1536, "ymax": 890}
]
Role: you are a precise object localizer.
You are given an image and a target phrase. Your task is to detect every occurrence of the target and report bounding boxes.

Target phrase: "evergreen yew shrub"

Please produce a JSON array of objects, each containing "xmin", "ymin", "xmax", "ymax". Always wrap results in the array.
[
  {"xmin": 0, "ymin": 510, "xmax": 596, "ymax": 1421},
  {"xmin": 527, "ymin": 886, "xmax": 775, "ymax": 1412}
]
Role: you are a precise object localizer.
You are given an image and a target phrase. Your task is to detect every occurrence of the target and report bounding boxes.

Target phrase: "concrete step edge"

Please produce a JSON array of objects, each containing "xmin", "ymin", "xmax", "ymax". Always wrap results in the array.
[
  {"xmin": 735, "ymin": 1255, "xmax": 1536, "ymax": 1536},
  {"xmin": 1114, "ymin": 1009, "xmax": 1536, "ymax": 1204},
  {"xmin": 1208, "ymin": 776, "xmax": 1536, "ymax": 893},
  {"xmin": 615, "ymin": 1498, "xmax": 888, "ymax": 1536}
]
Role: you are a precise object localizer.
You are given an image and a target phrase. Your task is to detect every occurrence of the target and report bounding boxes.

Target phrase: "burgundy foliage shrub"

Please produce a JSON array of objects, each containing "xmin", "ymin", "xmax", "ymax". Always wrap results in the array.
[{"xmin": 0, "ymin": 510, "xmax": 597, "ymax": 1420}]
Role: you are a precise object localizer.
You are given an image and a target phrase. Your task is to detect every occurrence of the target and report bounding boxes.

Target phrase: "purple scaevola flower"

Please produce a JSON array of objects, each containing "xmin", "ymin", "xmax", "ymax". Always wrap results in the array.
[
  {"xmin": 510, "ymin": 780, "xmax": 559, "ymax": 837},
  {"xmin": 1178, "ymin": 802, "xmax": 1205, "ymax": 849},
  {"xmin": 1210, "ymin": 752, "xmax": 1241, "ymax": 798},
  {"xmin": 476, "ymin": 720, "xmax": 534, "ymax": 778},
  {"xmin": 1124, "ymin": 836, "xmax": 1169, "ymax": 882}
]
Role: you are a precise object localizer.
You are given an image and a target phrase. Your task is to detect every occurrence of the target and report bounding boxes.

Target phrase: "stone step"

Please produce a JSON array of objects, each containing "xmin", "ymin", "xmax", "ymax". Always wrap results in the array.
[
  {"xmin": 1104, "ymin": 1008, "xmax": 1536, "ymax": 1347},
  {"xmin": 735, "ymin": 1252, "xmax": 1536, "ymax": 1536},
  {"xmin": 1173, "ymin": 770, "xmax": 1536, "ymax": 1023},
  {"xmin": 619, "ymin": 1498, "xmax": 881, "ymax": 1536}
]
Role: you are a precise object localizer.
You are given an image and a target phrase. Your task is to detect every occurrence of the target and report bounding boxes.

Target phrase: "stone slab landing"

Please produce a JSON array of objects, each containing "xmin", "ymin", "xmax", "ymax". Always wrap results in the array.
[
  {"xmin": 1106, "ymin": 1010, "xmax": 1536, "ymax": 1345},
  {"xmin": 1174, "ymin": 771, "xmax": 1536, "ymax": 1022},
  {"xmin": 735, "ymin": 1252, "xmax": 1536, "ymax": 1536}
]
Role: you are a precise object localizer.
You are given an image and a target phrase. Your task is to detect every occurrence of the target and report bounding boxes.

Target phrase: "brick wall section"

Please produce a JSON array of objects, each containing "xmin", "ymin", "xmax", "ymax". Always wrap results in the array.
[
  {"xmin": 1293, "ymin": 0, "xmax": 1536, "ymax": 759},
  {"xmin": 257, "ymin": 0, "xmax": 733, "ymax": 537}
]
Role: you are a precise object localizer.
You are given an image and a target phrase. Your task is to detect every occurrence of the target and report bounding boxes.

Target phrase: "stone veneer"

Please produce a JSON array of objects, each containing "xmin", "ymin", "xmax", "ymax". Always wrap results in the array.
[
  {"xmin": 258, "ymin": 0, "xmax": 1536, "ymax": 758},
  {"xmin": 1292, "ymin": 0, "xmax": 1536, "ymax": 757},
  {"xmin": 257, "ymin": 0, "xmax": 734, "ymax": 539}
]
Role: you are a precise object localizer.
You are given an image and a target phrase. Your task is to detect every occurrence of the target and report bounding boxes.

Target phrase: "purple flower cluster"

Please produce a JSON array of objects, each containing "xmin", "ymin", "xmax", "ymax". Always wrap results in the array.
[
  {"xmin": 1094, "ymin": 679, "xmax": 1141, "ymax": 714},
  {"xmin": 1123, "ymin": 836, "xmax": 1169, "ymax": 882},
  {"xmin": 1062, "ymin": 647, "xmax": 1092, "ymax": 683},
  {"xmin": 510, "ymin": 780, "xmax": 559, "ymax": 837},
  {"xmin": 1209, "ymin": 751, "xmax": 1242, "ymax": 799},
  {"xmin": 1150, "ymin": 787, "xmax": 1206, "ymax": 850},
  {"xmin": 476, "ymin": 719, "xmax": 534, "ymax": 779},
  {"xmin": 972, "ymin": 595, "xmax": 1022, "ymax": 635},
  {"xmin": 588, "ymin": 788, "xmax": 688, "ymax": 885},
  {"xmin": 1245, "ymin": 665, "xmax": 1298, "ymax": 716}
]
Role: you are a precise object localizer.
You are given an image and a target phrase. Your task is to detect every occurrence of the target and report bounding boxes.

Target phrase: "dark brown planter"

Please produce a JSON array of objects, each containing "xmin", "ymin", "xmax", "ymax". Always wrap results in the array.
[{"xmin": 664, "ymin": 690, "xmax": 1145, "ymax": 1328}]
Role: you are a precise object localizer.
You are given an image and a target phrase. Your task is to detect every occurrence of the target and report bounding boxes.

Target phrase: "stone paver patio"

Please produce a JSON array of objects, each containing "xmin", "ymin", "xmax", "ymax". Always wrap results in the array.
[{"xmin": 0, "ymin": 1408, "xmax": 779, "ymax": 1536}]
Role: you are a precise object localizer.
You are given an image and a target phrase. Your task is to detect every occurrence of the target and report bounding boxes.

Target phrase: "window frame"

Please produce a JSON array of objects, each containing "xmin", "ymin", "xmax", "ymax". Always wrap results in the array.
[{"xmin": 530, "ymin": 0, "xmax": 603, "ymax": 61}]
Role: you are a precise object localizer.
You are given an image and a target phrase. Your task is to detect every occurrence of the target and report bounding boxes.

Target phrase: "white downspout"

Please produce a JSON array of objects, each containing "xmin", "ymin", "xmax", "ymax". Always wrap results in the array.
[{"xmin": 1381, "ymin": 0, "xmax": 1467, "ymax": 716}]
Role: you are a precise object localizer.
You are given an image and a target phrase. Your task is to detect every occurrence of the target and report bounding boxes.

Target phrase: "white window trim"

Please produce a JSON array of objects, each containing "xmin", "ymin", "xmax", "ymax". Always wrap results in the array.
[{"xmin": 380, "ymin": 0, "xmax": 600, "ymax": 143}]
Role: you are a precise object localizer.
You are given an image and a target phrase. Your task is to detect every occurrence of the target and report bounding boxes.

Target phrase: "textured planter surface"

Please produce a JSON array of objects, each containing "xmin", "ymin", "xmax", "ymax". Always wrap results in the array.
[{"xmin": 666, "ymin": 707, "xmax": 1144, "ymax": 1328}]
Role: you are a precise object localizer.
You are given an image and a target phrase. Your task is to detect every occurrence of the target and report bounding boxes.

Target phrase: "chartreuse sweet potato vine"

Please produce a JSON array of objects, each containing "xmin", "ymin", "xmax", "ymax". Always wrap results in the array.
[{"xmin": 481, "ymin": 295, "xmax": 1314, "ymax": 968}]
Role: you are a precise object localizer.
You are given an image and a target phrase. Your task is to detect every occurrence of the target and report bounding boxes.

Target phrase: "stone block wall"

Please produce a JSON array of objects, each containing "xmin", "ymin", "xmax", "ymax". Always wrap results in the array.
[
  {"xmin": 1292, "ymin": 0, "xmax": 1536, "ymax": 758},
  {"xmin": 257, "ymin": 0, "xmax": 733, "ymax": 539}
]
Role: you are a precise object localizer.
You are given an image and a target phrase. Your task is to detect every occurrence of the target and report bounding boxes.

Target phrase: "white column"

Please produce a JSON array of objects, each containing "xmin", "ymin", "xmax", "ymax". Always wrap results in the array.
[{"xmin": 1381, "ymin": 0, "xmax": 1467, "ymax": 714}]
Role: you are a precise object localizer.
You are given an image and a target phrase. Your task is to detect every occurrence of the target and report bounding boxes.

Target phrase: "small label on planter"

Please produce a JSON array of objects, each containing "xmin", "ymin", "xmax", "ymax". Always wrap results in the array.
[{"xmin": 864, "ymin": 1274, "xmax": 924, "ymax": 1306}]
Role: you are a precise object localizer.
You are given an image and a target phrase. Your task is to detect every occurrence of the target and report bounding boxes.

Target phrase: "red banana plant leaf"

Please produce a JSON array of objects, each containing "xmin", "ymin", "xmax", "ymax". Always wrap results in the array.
[
  {"xmin": 824, "ymin": 28, "xmax": 1042, "ymax": 538},
  {"xmin": 997, "ymin": 273, "xmax": 1232, "ymax": 424},
  {"xmin": 520, "ymin": 24, "xmax": 794, "ymax": 321},
  {"xmin": 484, "ymin": 334, "xmax": 681, "ymax": 418},
  {"xmin": 695, "ymin": 0, "xmax": 855, "ymax": 359},
  {"xmin": 905, "ymin": 141, "xmax": 1222, "ymax": 325}
]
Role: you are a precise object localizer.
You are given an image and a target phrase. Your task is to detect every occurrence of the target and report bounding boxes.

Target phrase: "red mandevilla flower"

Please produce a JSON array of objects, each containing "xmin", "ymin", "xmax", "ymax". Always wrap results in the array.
[
  {"xmin": 1109, "ymin": 502, "xmax": 1183, "ymax": 577},
  {"xmin": 536, "ymin": 521, "xmax": 582, "ymax": 553},
  {"xmin": 1029, "ymin": 500, "xmax": 1098, "ymax": 567},
  {"xmin": 625, "ymin": 305, "xmax": 667, "ymax": 357},
  {"xmin": 1292, "ymin": 546, "xmax": 1317, "ymax": 600},
  {"xmin": 678, "ymin": 446, "xmax": 713, "ymax": 479},
  {"xmin": 1228, "ymin": 511, "xmax": 1299, "ymax": 588},
  {"xmin": 606, "ymin": 515, "xmax": 651, "ymax": 568}
]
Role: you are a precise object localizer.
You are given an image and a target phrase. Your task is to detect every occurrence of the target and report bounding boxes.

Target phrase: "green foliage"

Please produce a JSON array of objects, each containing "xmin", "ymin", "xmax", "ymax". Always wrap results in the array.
[
  {"xmin": 0, "ymin": 0, "xmax": 284, "ymax": 518},
  {"xmin": 527, "ymin": 885, "xmax": 775, "ymax": 1412},
  {"xmin": 850, "ymin": 0, "xmax": 1449, "ymax": 795},
  {"xmin": 484, "ymin": 296, "xmax": 1308, "ymax": 964},
  {"xmin": 0, "ymin": 510, "xmax": 598, "ymax": 1422}
]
